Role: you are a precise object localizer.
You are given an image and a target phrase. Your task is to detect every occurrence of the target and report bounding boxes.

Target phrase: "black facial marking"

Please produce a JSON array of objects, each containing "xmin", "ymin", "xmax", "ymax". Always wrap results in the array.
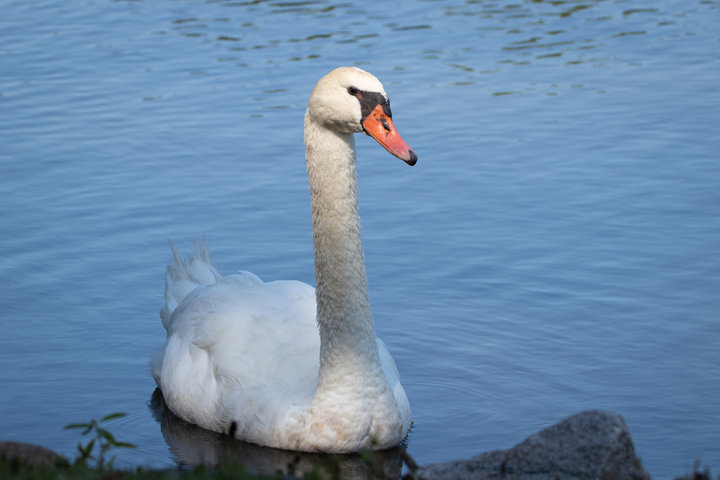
[
  {"xmin": 228, "ymin": 421, "xmax": 238, "ymax": 437},
  {"xmin": 354, "ymin": 90, "xmax": 392, "ymax": 121}
]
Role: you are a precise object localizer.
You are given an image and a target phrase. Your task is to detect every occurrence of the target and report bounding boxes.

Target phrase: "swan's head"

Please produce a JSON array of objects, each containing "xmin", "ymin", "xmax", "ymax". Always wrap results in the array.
[{"xmin": 307, "ymin": 67, "xmax": 417, "ymax": 166}]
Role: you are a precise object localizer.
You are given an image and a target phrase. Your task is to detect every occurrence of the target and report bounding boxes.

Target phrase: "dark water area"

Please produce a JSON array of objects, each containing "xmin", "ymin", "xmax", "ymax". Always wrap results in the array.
[{"xmin": 1, "ymin": 1, "xmax": 719, "ymax": 477}]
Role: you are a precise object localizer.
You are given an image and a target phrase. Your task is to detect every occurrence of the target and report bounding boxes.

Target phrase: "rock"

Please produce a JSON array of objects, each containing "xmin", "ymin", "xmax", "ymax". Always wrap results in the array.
[
  {"xmin": 0, "ymin": 441, "xmax": 64, "ymax": 466},
  {"xmin": 416, "ymin": 410, "xmax": 651, "ymax": 480}
]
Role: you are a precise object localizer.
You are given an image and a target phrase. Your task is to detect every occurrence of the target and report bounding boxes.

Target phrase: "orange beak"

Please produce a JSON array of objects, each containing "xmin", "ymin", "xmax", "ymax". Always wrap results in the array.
[{"xmin": 362, "ymin": 104, "xmax": 417, "ymax": 166}]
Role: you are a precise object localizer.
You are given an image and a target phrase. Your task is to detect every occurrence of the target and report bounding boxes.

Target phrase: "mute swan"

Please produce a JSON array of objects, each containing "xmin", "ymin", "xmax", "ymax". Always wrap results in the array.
[{"xmin": 151, "ymin": 67, "xmax": 416, "ymax": 453}]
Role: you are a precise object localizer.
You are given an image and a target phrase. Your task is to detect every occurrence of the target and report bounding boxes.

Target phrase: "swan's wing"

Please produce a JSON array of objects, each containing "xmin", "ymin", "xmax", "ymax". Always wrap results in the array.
[
  {"xmin": 193, "ymin": 277, "xmax": 319, "ymax": 388},
  {"xmin": 155, "ymin": 271, "xmax": 320, "ymax": 437}
]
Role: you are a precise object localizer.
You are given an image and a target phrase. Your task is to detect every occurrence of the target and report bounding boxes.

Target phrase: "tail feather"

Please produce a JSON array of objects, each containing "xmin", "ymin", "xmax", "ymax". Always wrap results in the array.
[{"xmin": 160, "ymin": 238, "xmax": 222, "ymax": 328}]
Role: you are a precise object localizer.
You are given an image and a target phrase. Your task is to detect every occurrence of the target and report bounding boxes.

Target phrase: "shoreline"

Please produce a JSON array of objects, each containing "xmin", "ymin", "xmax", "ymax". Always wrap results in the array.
[{"xmin": 1, "ymin": 410, "xmax": 713, "ymax": 479}]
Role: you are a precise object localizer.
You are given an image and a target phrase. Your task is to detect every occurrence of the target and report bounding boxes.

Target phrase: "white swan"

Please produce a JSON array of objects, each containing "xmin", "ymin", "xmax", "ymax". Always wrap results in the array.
[{"xmin": 151, "ymin": 67, "xmax": 417, "ymax": 453}]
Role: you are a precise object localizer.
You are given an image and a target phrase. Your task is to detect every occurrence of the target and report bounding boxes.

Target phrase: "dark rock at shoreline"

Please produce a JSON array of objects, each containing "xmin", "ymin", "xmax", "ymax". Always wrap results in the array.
[
  {"xmin": 0, "ymin": 441, "xmax": 63, "ymax": 466},
  {"xmin": 416, "ymin": 410, "xmax": 651, "ymax": 480}
]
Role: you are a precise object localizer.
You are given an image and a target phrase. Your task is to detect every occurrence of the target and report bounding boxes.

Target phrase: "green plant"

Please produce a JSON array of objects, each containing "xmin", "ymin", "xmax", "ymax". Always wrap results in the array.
[{"xmin": 64, "ymin": 412, "xmax": 137, "ymax": 469}]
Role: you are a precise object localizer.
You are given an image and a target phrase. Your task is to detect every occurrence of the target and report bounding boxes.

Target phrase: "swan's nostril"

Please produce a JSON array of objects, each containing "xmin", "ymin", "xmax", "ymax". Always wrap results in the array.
[{"xmin": 381, "ymin": 117, "xmax": 391, "ymax": 132}]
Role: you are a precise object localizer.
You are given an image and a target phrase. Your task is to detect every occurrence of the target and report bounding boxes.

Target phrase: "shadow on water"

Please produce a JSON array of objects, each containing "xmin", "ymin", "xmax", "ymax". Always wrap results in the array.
[{"xmin": 148, "ymin": 389, "xmax": 406, "ymax": 479}]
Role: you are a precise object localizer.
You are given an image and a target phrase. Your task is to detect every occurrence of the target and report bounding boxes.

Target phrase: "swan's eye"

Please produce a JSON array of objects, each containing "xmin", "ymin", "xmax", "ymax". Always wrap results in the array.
[{"xmin": 347, "ymin": 86, "xmax": 360, "ymax": 96}]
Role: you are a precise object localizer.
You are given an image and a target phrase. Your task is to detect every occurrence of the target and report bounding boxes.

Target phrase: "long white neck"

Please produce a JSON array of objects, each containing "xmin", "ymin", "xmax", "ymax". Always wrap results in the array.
[{"xmin": 304, "ymin": 111, "xmax": 383, "ymax": 389}]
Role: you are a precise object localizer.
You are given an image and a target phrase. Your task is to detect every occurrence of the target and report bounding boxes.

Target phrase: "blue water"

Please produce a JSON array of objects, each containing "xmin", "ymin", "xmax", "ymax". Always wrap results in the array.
[{"xmin": 1, "ymin": 0, "xmax": 719, "ymax": 477}]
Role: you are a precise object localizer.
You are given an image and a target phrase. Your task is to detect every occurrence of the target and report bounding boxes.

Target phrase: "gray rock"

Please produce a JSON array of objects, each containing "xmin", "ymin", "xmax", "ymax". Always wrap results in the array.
[
  {"xmin": 416, "ymin": 410, "xmax": 650, "ymax": 480},
  {"xmin": 0, "ymin": 441, "xmax": 63, "ymax": 466}
]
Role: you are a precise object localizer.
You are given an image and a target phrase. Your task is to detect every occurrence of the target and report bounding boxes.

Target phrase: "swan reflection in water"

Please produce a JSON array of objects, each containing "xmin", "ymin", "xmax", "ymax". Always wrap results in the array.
[{"xmin": 149, "ymin": 389, "xmax": 406, "ymax": 479}]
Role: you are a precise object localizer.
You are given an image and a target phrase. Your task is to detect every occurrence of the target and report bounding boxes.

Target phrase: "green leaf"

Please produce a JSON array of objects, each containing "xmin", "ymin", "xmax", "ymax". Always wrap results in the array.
[
  {"xmin": 81, "ymin": 439, "xmax": 96, "ymax": 457},
  {"xmin": 64, "ymin": 422, "xmax": 90, "ymax": 430},
  {"xmin": 77, "ymin": 439, "xmax": 95, "ymax": 462},
  {"xmin": 100, "ymin": 412, "xmax": 128, "ymax": 422},
  {"xmin": 97, "ymin": 428, "xmax": 117, "ymax": 444},
  {"xmin": 113, "ymin": 441, "xmax": 137, "ymax": 449}
]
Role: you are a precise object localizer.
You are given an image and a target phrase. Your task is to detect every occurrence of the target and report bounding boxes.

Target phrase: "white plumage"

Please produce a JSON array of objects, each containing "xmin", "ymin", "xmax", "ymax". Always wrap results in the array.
[{"xmin": 152, "ymin": 67, "xmax": 416, "ymax": 453}]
